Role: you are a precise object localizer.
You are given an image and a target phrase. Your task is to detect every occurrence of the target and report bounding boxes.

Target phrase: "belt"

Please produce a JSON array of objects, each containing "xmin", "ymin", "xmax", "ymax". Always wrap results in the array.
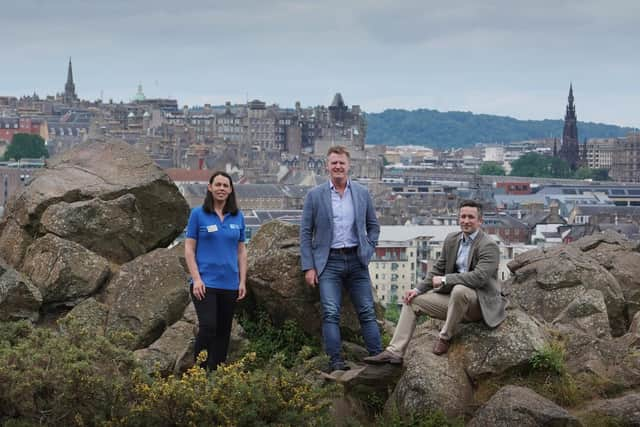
[{"xmin": 330, "ymin": 246, "xmax": 358, "ymax": 255}]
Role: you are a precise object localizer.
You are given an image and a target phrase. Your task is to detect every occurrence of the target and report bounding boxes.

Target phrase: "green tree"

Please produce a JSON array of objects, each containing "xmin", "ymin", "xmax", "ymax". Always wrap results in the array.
[
  {"xmin": 591, "ymin": 168, "xmax": 610, "ymax": 181},
  {"xmin": 510, "ymin": 152, "xmax": 571, "ymax": 178},
  {"xmin": 385, "ymin": 294, "xmax": 400, "ymax": 324},
  {"xmin": 3, "ymin": 133, "xmax": 48, "ymax": 161},
  {"xmin": 478, "ymin": 161, "xmax": 506, "ymax": 176},
  {"xmin": 549, "ymin": 157, "xmax": 572, "ymax": 178},
  {"xmin": 573, "ymin": 167, "xmax": 610, "ymax": 181},
  {"xmin": 573, "ymin": 166, "xmax": 593, "ymax": 180}
]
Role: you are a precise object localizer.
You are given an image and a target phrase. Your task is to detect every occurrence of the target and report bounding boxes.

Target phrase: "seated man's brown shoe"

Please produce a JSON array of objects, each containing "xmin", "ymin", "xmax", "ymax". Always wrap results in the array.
[
  {"xmin": 363, "ymin": 350, "xmax": 403, "ymax": 365},
  {"xmin": 432, "ymin": 338, "xmax": 450, "ymax": 355}
]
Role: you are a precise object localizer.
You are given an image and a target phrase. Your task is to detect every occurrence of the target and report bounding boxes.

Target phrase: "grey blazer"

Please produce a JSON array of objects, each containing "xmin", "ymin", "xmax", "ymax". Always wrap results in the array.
[
  {"xmin": 417, "ymin": 229, "xmax": 507, "ymax": 328},
  {"xmin": 300, "ymin": 180, "xmax": 380, "ymax": 276}
]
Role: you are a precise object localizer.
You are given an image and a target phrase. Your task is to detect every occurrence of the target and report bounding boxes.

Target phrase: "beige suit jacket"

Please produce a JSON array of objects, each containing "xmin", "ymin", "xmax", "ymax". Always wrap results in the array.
[{"xmin": 417, "ymin": 229, "xmax": 507, "ymax": 328}]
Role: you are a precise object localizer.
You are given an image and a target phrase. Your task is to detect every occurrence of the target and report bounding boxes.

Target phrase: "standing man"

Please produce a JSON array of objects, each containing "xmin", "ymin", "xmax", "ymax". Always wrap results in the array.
[
  {"xmin": 365, "ymin": 200, "xmax": 507, "ymax": 364},
  {"xmin": 300, "ymin": 145, "xmax": 382, "ymax": 372}
]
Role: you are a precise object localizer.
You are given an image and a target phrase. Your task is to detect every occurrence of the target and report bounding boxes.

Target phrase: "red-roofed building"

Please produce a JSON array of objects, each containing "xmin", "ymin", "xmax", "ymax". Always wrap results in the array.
[{"xmin": 0, "ymin": 118, "xmax": 48, "ymax": 143}]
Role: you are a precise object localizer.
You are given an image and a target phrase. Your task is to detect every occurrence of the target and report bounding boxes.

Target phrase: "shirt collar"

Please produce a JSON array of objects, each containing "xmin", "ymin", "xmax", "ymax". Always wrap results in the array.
[
  {"xmin": 461, "ymin": 229, "xmax": 480, "ymax": 244},
  {"xmin": 329, "ymin": 179, "xmax": 351, "ymax": 191}
]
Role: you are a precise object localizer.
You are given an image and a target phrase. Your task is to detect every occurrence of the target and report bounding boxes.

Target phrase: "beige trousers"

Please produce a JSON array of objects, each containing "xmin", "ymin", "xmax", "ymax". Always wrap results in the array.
[{"xmin": 387, "ymin": 285, "xmax": 483, "ymax": 356}]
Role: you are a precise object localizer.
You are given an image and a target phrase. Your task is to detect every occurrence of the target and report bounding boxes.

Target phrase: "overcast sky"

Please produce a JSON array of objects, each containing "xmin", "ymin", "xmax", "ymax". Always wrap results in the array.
[{"xmin": 1, "ymin": 0, "xmax": 638, "ymax": 127}]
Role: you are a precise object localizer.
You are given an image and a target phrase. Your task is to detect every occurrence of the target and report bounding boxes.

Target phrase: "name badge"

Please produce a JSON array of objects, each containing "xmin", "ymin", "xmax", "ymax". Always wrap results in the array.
[{"xmin": 207, "ymin": 225, "xmax": 218, "ymax": 233}]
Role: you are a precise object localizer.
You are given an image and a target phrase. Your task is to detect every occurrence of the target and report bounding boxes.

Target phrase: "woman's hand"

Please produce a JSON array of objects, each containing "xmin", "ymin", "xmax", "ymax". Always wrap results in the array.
[
  {"xmin": 192, "ymin": 279, "xmax": 206, "ymax": 300},
  {"xmin": 237, "ymin": 281, "xmax": 247, "ymax": 301}
]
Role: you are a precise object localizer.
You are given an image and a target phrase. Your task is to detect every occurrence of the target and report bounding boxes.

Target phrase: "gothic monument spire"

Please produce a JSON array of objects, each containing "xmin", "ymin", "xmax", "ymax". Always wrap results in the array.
[
  {"xmin": 63, "ymin": 57, "xmax": 77, "ymax": 104},
  {"xmin": 558, "ymin": 83, "xmax": 580, "ymax": 170}
]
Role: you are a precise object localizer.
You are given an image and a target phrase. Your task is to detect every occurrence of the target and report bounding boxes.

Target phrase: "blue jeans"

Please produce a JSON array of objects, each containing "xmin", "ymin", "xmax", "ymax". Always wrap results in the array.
[{"xmin": 318, "ymin": 251, "xmax": 382, "ymax": 364}]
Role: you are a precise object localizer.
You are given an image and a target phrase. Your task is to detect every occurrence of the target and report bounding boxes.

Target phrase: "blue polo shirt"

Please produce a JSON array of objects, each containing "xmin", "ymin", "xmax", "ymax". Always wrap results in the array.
[{"xmin": 185, "ymin": 206, "xmax": 246, "ymax": 290}]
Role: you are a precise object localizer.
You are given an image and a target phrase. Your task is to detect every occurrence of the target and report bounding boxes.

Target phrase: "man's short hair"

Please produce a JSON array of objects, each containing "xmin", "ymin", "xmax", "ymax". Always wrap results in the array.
[
  {"xmin": 327, "ymin": 145, "xmax": 351, "ymax": 159},
  {"xmin": 459, "ymin": 199, "xmax": 483, "ymax": 218}
]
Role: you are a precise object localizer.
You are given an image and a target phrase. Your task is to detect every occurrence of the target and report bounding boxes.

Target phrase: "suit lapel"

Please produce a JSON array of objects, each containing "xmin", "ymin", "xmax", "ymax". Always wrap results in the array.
[
  {"xmin": 448, "ymin": 233, "xmax": 461, "ymax": 273},
  {"xmin": 323, "ymin": 184, "xmax": 334, "ymax": 231},
  {"xmin": 351, "ymin": 183, "xmax": 361, "ymax": 224}
]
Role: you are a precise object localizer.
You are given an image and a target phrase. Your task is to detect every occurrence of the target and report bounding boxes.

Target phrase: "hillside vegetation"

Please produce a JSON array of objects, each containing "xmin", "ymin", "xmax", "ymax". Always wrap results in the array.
[{"xmin": 365, "ymin": 109, "xmax": 633, "ymax": 148}]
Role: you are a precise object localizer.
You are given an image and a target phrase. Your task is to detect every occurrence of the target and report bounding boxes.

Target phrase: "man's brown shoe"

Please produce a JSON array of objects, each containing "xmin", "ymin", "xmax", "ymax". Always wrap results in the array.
[
  {"xmin": 432, "ymin": 338, "xmax": 450, "ymax": 355},
  {"xmin": 363, "ymin": 350, "xmax": 403, "ymax": 365}
]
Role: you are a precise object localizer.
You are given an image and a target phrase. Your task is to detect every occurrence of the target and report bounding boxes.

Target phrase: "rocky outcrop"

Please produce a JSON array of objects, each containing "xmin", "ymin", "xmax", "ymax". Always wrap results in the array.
[
  {"xmin": 389, "ymin": 308, "xmax": 547, "ymax": 419},
  {"xmin": 389, "ymin": 328, "xmax": 472, "ymax": 419},
  {"xmin": 133, "ymin": 320, "xmax": 195, "ymax": 375},
  {"xmin": 0, "ymin": 262, "xmax": 41, "ymax": 322},
  {"xmin": 103, "ymin": 246, "xmax": 190, "ymax": 350},
  {"xmin": 505, "ymin": 243, "xmax": 627, "ymax": 336},
  {"xmin": 0, "ymin": 140, "xmax": 189, "ymax": 267},
  {"xmin": 576, "ymin": 232, "xmax": 640, "ymax": 325},
  {"xmin": 247, "ymin": 220, "xmax": 383, "ymax": 338},
  {"xmin": 40, "ymin": 194, "xmax": 147, "ymax": 264},
  {"xmin": 455, "ymin": 308, "xmax": 548, "ymax": 379},
  {"xmin": 468, "ymin": 386, "xmax": 582, "ymax": 427},
  {"xmin": 21, "ymin": 234, "xmax": 110, "ymax": 306},
  {"xmin": 576, "ymin": 392, "xmax": 640, "ymax": 426}
]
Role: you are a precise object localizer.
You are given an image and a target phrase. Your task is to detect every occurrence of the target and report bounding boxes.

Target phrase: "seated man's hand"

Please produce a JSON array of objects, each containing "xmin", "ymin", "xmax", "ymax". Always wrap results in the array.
[
  {"xmin": 432, "ymin": 276, "xmax": 444, "ymax": 289},
  {"xmin": 403, "ymin": 289, "xmax": 418, "ymax": 304}
]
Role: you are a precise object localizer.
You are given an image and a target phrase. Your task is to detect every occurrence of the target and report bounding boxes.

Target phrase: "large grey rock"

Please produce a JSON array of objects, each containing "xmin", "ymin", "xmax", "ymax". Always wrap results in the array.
[
  {"xmin": 506, "ymin": 244, "xmax": 627, "ymax": 336},
  {"xmin": 103, "ymin": 246, "xmax": 190, "ymax": 349},
  {"xmin": 134, "ymin": 320, "xmax": 194, "ymax": 375},
  {"xmin": 389, "ymin": 327, "xmax": 472, "ymax": 419},
  {"xmin": 0, "ymin": 219, "xmax": 33, "ymax": 269},
  {"xmin": 0, "ymin": 140, "xmax": 189, "ymax": 267},
  {"xmin": 577, "ymin": 230, "xmax": 640, "ymax": 327},
  {"xmin": 247, "ymin": 220, "xmax": 383, "ymax": 338},
  {"xmin": 455, "ymin": 308, "xmax": 548, "ymax": 379},
  {"xmin": 0, "ymin": 263, "xmax": 41, "ymax": 322},
  {"xmin": 40, "ymin": 194, "xmax": 147, "ymax": 264},
  {"xmin": 21, "ymin": 234, "xmax": 110, "ymax": 306},
  {"xmin": 468, "ymin": 385, "xmax": 582, "ymax": 427},
  {"xmin": 552, "ymin": 289, "xmax": 611, "ymax": 339},
  {"xmin": 58, "ymin": 297, "xmax": 109, "ymax": 336},
  {"xmin": 557, "ymin": 323, "xmax": 640, "ymax": 390},
  {"xmin": 576, "ymin": 392, "xmax": 640, "ymax": 426}
]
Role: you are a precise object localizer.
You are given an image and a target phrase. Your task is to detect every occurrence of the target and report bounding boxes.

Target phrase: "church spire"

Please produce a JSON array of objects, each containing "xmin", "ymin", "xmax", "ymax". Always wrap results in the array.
[
  {"xmin": 566, "ymin": 83, "xmax": 576, "ymax": 120},
  {"xmin": 559, "ymin": 83, "xmax": 580, "ymax": 170},
  {"xmin": 64, "ymin": 57, "xmax": 77, "ymax": 104}
]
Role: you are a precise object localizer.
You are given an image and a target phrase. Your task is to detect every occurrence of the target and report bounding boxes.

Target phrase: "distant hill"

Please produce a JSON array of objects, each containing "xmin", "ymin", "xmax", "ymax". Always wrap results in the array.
[{"xmin": 365, "ymin": 109, "xmax": 634, "ymax": 149}]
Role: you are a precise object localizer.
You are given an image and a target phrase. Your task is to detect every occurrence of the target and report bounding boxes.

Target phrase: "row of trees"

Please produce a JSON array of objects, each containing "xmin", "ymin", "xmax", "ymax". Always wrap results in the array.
[
  {"xmin": 366, "ymin": 108, "xmax": 632, "ymax": 148},
  {"xmin": 3, "ymin": 133, "xmax": 49, "ymax": 161},
  {"xmin": 478, "ymin": 153, "xmax": 610, "ymax": 180}
]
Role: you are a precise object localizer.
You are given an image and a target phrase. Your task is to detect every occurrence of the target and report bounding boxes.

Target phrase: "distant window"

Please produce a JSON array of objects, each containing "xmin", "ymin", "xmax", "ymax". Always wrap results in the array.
[{"xmin": 611, "ymin": 189, "xmax": 626, "ymax": 195}]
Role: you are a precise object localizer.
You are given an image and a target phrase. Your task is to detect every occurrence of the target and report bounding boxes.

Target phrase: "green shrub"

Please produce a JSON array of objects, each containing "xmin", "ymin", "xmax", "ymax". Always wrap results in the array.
[
  {"xmin": 375, "ymin": 405, "xmax": 464, "ymax": 427},
  {"xmin": 0, "ymin": 320, "xmax": 137, "ymax": 426},
  {"xmin": 239, "ymin": 310, "xmax": 321, "ymax": 367},
  {"xmin": 530, "ymin": 341, "xmax": 566, "ymax": 376},
  {"xmin": 0, "ymin": 320, "xmax": 335, "ymax": 426},
  {"xmin": 126, "ymin": 352, "xmax": 335, "ymax": 426}
]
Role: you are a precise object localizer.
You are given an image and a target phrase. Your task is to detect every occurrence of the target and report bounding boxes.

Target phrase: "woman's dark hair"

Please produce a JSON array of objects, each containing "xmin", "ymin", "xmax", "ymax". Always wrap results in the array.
[{"xmin": 203, "ymin": 171, "xmax": 239, "ymax": 215}]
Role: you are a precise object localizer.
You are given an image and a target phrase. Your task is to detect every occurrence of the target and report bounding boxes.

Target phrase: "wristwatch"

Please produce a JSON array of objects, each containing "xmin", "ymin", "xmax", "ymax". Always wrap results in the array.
[{"xmin": 441, "ymin": 276, "xmax": 447, "ymax": 285}]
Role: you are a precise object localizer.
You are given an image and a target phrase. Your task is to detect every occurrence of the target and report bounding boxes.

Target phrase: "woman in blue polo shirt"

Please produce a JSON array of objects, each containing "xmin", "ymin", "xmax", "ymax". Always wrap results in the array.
[{"xmin": 184, "ymin": 171, "xmax": 247, "ymax": 370}]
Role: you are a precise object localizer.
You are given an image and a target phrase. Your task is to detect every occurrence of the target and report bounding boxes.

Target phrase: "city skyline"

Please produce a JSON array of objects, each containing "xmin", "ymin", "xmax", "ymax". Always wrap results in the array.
[{"xmin": 1, "ymin": 0, "xmax": 639, "ymax": 127}]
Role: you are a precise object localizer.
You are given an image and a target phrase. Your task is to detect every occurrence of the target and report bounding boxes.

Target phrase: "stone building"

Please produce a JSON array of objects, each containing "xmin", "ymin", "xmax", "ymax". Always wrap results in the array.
[
  {"xmin": 610, "ymin": 132, "xmax": 640, "ymax": 183},
  {"xmin": 584, "ymin": 137, "xmax": 616, "ymax": 170}
]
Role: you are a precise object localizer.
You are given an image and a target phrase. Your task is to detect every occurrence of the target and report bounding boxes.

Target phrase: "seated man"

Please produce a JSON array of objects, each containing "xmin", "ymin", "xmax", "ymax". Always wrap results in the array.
[{"xmin": 365, "ymin": 200, "xmax": 508, "ymax": 362}]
